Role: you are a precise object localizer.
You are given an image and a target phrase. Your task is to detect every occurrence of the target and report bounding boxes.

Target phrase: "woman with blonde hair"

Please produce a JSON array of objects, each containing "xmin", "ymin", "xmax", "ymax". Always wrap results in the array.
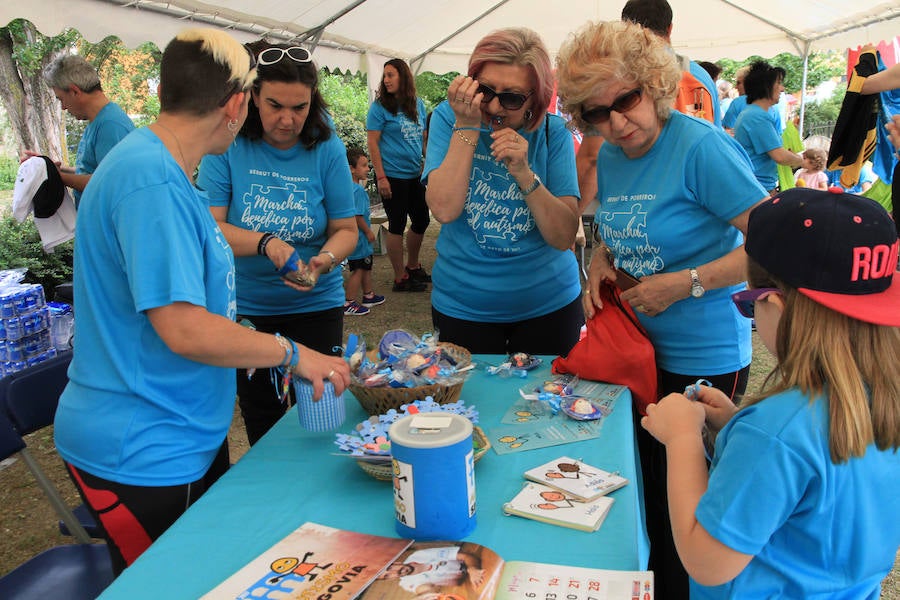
[
  {"xmin": 423, "ymin": 27, "xmax": 583, "ymax": 355},
  {"xmin": 556, "ymin": 20, "xmax": 767, "ymax": 597},
  {"xmin": 643, "ymin": 188, "xmax": 900, "ymax": 598},
  {"xmin": 54, "ymin": 29, "xmax": 350, "ymax": 575}
]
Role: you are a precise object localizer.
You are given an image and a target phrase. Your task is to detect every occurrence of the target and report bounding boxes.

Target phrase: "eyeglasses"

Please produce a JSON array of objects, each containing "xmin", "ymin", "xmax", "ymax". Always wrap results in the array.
[
  {"xmin": 477, "ymin": 84, "xmax": 533, "ymax": 111},
  {"xmin": 258, "ymin": 46, "xmax": 312, "ymax": 66},
  {"xmin": 581, "ymin": 88, "xmax": 643, "ymax": 124},
  {"xmin": 731, "ymin": 287, "xmax": 782, "ymax": 319}
]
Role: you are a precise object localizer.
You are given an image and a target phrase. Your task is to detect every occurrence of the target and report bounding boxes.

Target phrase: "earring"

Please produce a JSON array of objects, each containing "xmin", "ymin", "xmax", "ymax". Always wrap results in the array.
[
  {"xmin": 227, "ymin": 119, "xmax": 239, "ymax": 137},
  {"xmin": 524, "ymin": 109, "xmax": 533, "ymax": 121}
]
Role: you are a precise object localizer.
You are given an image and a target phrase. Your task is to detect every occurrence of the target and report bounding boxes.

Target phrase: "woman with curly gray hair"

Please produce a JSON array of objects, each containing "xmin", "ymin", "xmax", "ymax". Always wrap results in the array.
[{"xmin": 556, "ymin": 20, "xmax": 768, "ymax": 598}]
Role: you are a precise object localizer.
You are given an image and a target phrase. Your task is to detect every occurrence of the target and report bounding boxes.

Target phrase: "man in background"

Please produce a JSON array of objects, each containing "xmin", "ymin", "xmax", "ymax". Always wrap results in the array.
[{"xmin": 26, "ymin": 55, "xmax": 134, "ymax": 207}]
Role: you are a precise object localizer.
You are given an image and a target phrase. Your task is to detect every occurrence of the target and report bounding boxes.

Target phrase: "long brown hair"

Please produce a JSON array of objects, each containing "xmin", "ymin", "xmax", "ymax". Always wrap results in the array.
[
  {"xmin": 376, "ymin": 58, "xmax": 418, "ymax": 122},
  {"xmin": 744, "ymin": 257, "xmax": 900, "ymax": 463}
]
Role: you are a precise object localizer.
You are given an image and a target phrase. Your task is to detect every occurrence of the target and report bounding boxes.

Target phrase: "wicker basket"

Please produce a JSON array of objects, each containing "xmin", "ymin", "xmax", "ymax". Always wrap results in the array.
[
  {"xmin": 356, "ymin": 426, "xmax": 490, "ymax": 481},
  {"xmin": 349, "ymin": 342, "xmax": 472, "ymax": 416}
]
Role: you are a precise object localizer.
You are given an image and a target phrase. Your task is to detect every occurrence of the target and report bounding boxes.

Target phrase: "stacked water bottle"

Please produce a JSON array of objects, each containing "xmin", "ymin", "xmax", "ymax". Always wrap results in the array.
[{"xmin": 0, "ymin": 278, "xmax": 58, "ymax": 377}]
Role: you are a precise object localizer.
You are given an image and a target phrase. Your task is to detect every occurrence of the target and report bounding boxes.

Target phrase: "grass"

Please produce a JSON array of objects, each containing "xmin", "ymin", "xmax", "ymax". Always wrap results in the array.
[{"xmin": 0, "ymin": 219, "xmax": 896, "ymax": 595}]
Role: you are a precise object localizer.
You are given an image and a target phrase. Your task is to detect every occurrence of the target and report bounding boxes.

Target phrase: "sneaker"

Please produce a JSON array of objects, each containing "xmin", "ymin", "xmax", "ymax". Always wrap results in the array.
[
  {"xmin": 361, "ymin": 293, "xmax": 386, "ymax": 307},
  {"xmin": 343, "ymin": 301, "xmax": 370, "ymax": 316},
  {"xmin": 405, "ymin": 264, "xmax": 432, "ymax": 283},
  {"xmin": 392, "ymin": 277, "xmax": 427, "ymax": 292}
]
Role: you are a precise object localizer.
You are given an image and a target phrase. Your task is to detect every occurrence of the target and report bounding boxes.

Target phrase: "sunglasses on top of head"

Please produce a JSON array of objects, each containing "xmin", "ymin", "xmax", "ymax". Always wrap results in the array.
[
  {"xmin": 731, "ymin": 287, "xmax": 782, "ymax": 319},
  {"xmin": 258, "ymin": 46, "xmax": 312, "ymax": 66},
  {"xmin": 476, "ymin": 84, "xmax": 533, "ymax": 111},
  {"xmin": 581, "ymin": 88, "xmax": 643, "ymax": 124}
]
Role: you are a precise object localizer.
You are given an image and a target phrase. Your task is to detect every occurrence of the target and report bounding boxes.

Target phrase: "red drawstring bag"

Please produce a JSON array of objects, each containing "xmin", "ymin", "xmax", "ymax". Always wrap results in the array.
[{"xmin": 552, "ymin": 282, "xmax": 659, "ymax": 415}]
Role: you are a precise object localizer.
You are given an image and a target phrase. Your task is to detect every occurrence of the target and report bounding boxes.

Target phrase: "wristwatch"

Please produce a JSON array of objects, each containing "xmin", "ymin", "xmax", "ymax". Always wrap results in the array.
[
  {"xmin": 689, "ymin": 268, "xmax": 705, "ymax": 298},
  {"xmin": 519, "ymin": 173, "xmax": 541, "ymax": 196}
]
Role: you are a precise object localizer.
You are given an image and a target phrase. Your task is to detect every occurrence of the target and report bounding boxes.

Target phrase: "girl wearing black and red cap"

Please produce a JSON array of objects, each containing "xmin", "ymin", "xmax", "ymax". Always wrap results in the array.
[{"xmin": 642, "ymin": 187, "xmax": 900, "ymax": 599}]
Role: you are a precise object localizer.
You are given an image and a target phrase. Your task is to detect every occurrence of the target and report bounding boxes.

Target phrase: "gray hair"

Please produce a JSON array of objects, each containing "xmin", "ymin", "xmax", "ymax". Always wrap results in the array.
[{"xmin": 43, "ymin": 55, "xmax": 101, "ymax": 93}]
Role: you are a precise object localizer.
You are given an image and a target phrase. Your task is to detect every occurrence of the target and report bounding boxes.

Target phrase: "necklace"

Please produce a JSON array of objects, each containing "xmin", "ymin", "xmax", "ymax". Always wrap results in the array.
[{"xmin": 154, "ymin": 121, "xmax": 189, "ymax": 176}]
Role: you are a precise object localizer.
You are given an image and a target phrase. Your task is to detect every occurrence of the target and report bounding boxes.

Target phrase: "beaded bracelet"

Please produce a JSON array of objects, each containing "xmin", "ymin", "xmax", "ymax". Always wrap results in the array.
[
  {"xmin": 257, "ymin": 232, "xmax": 277, "ymax": 256},
  {"xmin": 455, "ymin": 129, "xmax": 477, "ymax": 147},
  {"xmin": 274, "ymin": 333, "xmax": 292, "ymax": 368}
]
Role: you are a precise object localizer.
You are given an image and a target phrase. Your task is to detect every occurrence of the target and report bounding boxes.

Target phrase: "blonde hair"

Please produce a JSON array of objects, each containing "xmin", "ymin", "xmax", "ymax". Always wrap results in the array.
[
  {"xmin": 555, "ymin": 20, "xmax": 680, "ymax": 134},
  {"xmin": 176, "ymin": 28, "xmax": 256, "ymax": 91},
  {"xmin": 745, "ymin": 258, "xmax": 900, "ymax": 463}
]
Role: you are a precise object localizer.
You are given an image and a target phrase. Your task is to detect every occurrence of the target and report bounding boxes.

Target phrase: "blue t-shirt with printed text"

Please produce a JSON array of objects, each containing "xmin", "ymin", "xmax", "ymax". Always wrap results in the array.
[
  {"xmin": 693, "ymin": 388, "xmax": 900, "ymax": 599},
  {"xmin": 55, "ymin": 128, "xmax": 237, "ymax": 486},
  {"xmin": 733, "ymin": 104, "xmax": 783, "ymax": 190},
  {"xmin": 366, "ymin": 98, "xmax": 426, "ymax": 178},
  {"xmin": 74, "ymin": 101, "xmax": 135, "ymax": 205},
  {"xmin": 595, "ymin": 111, "xmax": 764, "ymax": 374},
  {"xmin": 198, "ymin": 132, "xmax": 356, "ymax": 315},
  {"xmin": 423, "ymin": 101, "xmax": 581, "ymax": 322},
  {"xmin": 350, "ymin": 183, "xmax": 373, "ymax": 260}
]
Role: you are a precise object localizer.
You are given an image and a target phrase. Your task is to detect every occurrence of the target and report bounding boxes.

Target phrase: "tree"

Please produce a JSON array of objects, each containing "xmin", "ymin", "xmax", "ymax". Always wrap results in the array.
[
  {"xmin": 714, "ymin": 51, "xmax": 844, "ymax": 93},
  {"xmin": 0, "ymin": 19, "xmax": 73, "ymax": 161}
]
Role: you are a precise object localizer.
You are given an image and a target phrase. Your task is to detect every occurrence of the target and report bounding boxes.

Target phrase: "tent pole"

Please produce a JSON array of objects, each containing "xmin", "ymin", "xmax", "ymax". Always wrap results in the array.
[{"xmin": 799, "ymin": 42, "xmax": 810, "ymax": 139}]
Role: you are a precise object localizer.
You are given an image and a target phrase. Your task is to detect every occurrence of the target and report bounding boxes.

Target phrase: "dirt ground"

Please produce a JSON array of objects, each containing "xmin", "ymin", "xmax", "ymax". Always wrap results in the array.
[{"xmin": 1, "ymin": 220, "xmax": 897, "ymax": 597}]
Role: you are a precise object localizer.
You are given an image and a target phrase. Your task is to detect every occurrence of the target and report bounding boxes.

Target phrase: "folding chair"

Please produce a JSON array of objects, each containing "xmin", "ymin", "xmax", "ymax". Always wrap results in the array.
[
  {"xmin": 0, "ymin": 409, "xmax": 113, "ymax": 599},
  {"xmin": 0, "ymin": 352, "xmax": 102, "ymax": 540}
]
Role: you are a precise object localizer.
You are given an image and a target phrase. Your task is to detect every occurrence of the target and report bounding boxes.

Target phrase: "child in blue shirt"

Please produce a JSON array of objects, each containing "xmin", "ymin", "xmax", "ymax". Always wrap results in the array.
[
  {"xmin": 642, "ymin": 188, "xmax": 900, "ymax": 599},
  {"xmin": 344, "ymin": 147, "xmax": 385, "ymax": 316}
]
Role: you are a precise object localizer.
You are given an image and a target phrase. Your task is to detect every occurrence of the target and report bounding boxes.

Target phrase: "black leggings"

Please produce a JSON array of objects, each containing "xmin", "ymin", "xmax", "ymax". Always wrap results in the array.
[
  {"xmin": 383, "ymin": 176, "xmax": 429, "ymax": 235},
  {"xmin": 237, "ymin": 308, "xmax": 343, "ymax": 445},
  {"xmin": 638, "ymin": 365, "xmax": 750, "ymax": 600},
  {"xmin": 65, "ymin": 442, "xmax": 230, "ymax": 576},
  {"xmin": 431, "ymin": 296, "xmax": 584, "ymax": 356}
]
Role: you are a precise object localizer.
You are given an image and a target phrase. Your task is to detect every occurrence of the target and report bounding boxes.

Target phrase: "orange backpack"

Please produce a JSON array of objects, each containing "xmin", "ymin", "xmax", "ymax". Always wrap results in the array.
[{"xmin": 674, "ymin": 70, "xmax": 715, "ymax": 124}]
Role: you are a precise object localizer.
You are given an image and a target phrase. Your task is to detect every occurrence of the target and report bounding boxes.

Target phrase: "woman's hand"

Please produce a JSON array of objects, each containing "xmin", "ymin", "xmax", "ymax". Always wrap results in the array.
[
  {"xmin": 619, "ymin": 270, "xmax": 688, "ymax": 317},
  {"xmin": 377, "ymin": 177, "xmax": 392, "ymax": 199},
  {"xmin": 887, "ymin": 114, "xmax": 900, "ymax": 150},
  {"xmin": 264, "ymin": 237, "xmax": 319, "ymax": 291},
  {"xmin": 490, "ymin": 128, "xmax": 529, "ymax": 178},
  {"xmin": 292, "ymin": 345, "xmax": 351, "ymax": 400},
  {"xmin": 448, "ymin": 75, "xmax": 484, "ymax": 126},
  {"xmin": 583, "ymin": 247, "xmax": 616, "ymax": 318},
  {"xmin": 641, "ymin": 392, "xmax": 706, "ymax": 445},
  {"xmin": 694, "ymin": 385, "xmax": 739, "ymax": 434}
]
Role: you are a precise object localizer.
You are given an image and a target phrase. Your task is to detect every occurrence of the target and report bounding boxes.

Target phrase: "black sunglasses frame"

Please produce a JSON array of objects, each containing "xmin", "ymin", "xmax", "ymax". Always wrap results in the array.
[
  {"xmin": 581, "ymin": 88, "xmax": 643, "ymax": 125},
  {"xmin": 477, "ymin": 84, "xmax": 533, "ymax": 111}
]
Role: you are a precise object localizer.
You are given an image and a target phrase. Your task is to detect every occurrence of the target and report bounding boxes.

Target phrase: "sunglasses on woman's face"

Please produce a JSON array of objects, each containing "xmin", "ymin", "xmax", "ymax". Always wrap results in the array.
[
  {"xmin": 477, "ymin": 84, "xmax": 533, "ymax": 111},
  {"xmin": 581, "ymin": 88, "xmax": 643, "ymax": 124},
  {"xmin": 258, "ymin": 46, "xmax": 312, "ymax": 66},
  {"xmin": 731, "ymin": 287, "xmax": 782, "ymax": 319}
]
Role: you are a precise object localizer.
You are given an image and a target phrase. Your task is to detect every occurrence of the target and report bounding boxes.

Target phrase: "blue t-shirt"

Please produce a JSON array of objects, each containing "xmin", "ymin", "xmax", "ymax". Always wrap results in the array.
[
  {"xmin": 366, "ymin": 98, "xmax": 427, "ymax": 178},
  {"xmin": 423, "ymin": 101, "xmax": 581, "ymax": 322},
  {"xmin": 74, "ymin": 101, "xmax": 135, "ymax": 205},
  {"xmin": 55, "ymin": 128, "xmax": 237, "ymax": 486},
  {"xmin": 722, "ymin": 95, "xmax": 781, "ymax": 132},
  {"xmin": 693, "ymin": 388, "xmax": 900, "ymax": 599},
  {"xmin": 733, "ymin": 104, "xmax": 783, "ymax": 190},
  {"xmin": 197, "ymin": 132, "xmax": 356, "ymax": 315},
  {"xmin": 595, "ymin": 112, "xmax": 763, "ymax": 374},
  {"xmin": 350, "ymin": 183, "xmax": 373, "ymax": 260}
]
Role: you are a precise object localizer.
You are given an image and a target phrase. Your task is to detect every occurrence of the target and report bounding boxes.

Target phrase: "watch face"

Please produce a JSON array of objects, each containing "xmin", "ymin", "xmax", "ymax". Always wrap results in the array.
[{"xmin": 691, "ymin": 284, "xmax": 705, "ymax": 298}]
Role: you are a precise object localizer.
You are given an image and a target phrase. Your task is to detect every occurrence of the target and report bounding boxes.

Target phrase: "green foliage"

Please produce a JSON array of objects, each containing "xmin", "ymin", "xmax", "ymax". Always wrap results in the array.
[
  {"xmin": 0, "ymin": 157, "xmax": 17, "ymax": 190},
  {"xmin": 714, "ymin": 52, "xmax": 844, "ymax": 93},
  {"xmin": 803, "ymin": 87, "xmax": 844, "ymax": 134},
  {"xmin": 0, "ymin": 212, "xmax": 73, "ymax": 292},
  {"xmin": 3, "ymin": 19, "xmax": 78, "ymax": 76},
  {"xmin": 332, "ymin": 111, "xmax": 368, "ymax": 154},
  {"xmin": 415, "ymin": 71, "xmax": 458, "ymax": 112},
  {"xmin": 320, "ymin": 70, "xmax": 370, "ymax": 123}
]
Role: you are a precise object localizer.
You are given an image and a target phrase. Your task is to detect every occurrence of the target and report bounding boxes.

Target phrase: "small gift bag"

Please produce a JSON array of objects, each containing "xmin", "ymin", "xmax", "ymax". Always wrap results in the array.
[{"xmin": 294, "ymin": 379, "xmax": 346, "ymax": 432}]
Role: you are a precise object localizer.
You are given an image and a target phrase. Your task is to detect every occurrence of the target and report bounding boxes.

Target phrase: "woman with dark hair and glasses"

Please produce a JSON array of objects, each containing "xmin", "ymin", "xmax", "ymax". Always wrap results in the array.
[
  {"xmin": 54, "ymin": 29, "xmax": 350, "ymax": 575},
  {"xmin": 423, "ymin": 27, "xmax": 582, "ymax": 355},
  {"xmin": 198, "ymin": 42, "xmax": 357, "ymax": 445},
  {"xmin": 366, "ymin": 58, "xmax": 431, "ymax": 292},
  {"xmin": 733, "ymin": 60, "xmax": 803, "ymax": 194},
  {"xmin": 556, "ymin": 20, "xmax": 767, "ymax": 598}
]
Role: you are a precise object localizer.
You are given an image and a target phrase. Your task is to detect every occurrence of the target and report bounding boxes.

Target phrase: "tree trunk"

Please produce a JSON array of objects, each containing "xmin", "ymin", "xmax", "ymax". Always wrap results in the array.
[{"xmin": 0, "ymin": 24, "xmax": 64, "ymax": 161}]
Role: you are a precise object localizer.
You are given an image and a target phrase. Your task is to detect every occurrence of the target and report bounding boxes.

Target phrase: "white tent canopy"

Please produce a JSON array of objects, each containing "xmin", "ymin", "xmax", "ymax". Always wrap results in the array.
[{"xmin": 3, "ymin": 0, "xmax": 900, "ymax": 76}]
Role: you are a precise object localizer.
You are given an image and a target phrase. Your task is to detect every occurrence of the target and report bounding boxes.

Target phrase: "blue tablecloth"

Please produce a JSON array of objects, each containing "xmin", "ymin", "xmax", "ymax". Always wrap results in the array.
[{"xmin": 99, "ymin": 356, "xmax": 649, "ymax": 599}]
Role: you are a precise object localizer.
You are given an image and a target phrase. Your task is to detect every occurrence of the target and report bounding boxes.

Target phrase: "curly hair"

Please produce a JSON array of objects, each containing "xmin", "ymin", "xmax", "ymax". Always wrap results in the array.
[
  {"xmin": 555, "ymin": 20, "xmax": 680, "ymax": 134},
  {"xmin": 744, "ymin": 60, "xmax": 785, "ymax": 104},
  {"xmin": 467, "ymin": 27, "xmax": 553, "ymax": 132},
  {"xmin": 240, "ymin": 43, "xmax": 331, "ymax": 149},
  {"xmin": 802, "ymin": 147, "xmax": 827, "ymax": 171},
  {"xmin": 376, "ymin": 58, "xmax": 419, "ymax": 122}
]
